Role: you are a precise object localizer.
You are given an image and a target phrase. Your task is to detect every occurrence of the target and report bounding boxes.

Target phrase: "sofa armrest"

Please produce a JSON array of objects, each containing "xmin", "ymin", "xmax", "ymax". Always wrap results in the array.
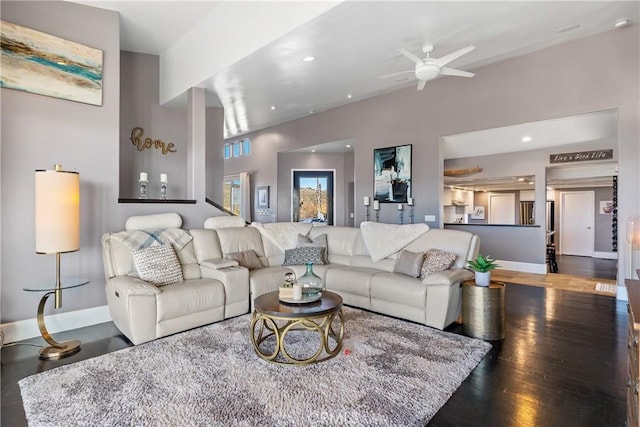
[
  {"xmin": 107, "ymin": 275, "xmax": 161, "ymax": 296},
  {"xmin": 200, "ymin": 265, "xmax": 249, "ymax": 318},
  {"xmin": 200, "ymin": 258, "xmax": 239, "ymax": 270},
  {"xmin": 421, "ymin": 268, "xmax": 473, "ymax": 286}
]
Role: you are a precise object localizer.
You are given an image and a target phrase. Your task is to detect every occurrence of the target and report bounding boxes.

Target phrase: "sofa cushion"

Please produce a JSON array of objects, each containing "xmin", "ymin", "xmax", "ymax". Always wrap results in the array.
[
  {"xmin": 325, "ymin": 266, "xmax": 380, "ymax": 298},
  {"xmin": 156, "ymin": 279, "xmax": 225, "ymax": 322},
  {"xmin": 393, "ymin": 249, "xmax": 424, "ymax": 278},
  {"xmin": 249, "ymin": 267, "xmax": 295, "ymax": 299},
  {"xmin": 225, "ymin": 250, "xmax": 263, "ymax": 270},
  {"xmin": 420, "ymin": 249, "xmax": 457, "ymax": 278},
  {"xmin": 297, "ymin": 233, "xmax": 329, "ymax": 263},
  {"xmin": 132, "ymin": 244, "xmax": 183, "ymax": 286},
  {"xmin": 370, "ymin": 273, "xmax": 427, "ymax": 309},
  {"xmin": 283, "ymin": 247, "xmax": 326, "ymax": 266}
]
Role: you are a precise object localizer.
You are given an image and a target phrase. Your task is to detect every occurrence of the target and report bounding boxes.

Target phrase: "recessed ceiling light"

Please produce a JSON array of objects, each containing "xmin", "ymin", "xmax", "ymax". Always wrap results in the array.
[
  {"xmin": 311, "ymin": 149, "xmax": 316, "ymax": 153},
  {"xmin": 309, "ymin": 110, "xmax": 315, "ymax": 114},
  {"xmin": 346, "ymin": 144, "xmax": 351, "ymax": 148},
  {"xmin": 517, "ymin": 177, "xmax": 525, "ymax": 182},
  {"xmin": 302, "ymin": 56, "xmax": 315, "ymax": 62},
  {"xmin": 557, "ymin": 24, "xmax": 580, "ymax": 34},
  {"xmin": 270, "ymin": 105, "xmax": 276, "ymax": 110},
  {"xmin": 521, "ymin": 136, "xmax": 532, "ymax": 142},
  {"xmin": 347, "ymin": 93, "xmax": 352, "ymax": 99},
  {"xmin": 547, "ymin": 186, "xmax": 554, "ymax": 190},
  {"xmin": 528, "ymin": 181, "xmax": 534, "ymax": 185},
  {"xmin": 615, "ymin": 19, "xmax": 629, "ymax": 28}
]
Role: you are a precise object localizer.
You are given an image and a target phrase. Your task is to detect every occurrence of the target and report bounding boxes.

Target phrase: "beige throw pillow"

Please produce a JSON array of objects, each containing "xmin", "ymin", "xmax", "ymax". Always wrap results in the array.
[
  {"xmin": 392, "ymin": 250, "xmax": 425, "ymax": 278},
  {"xmin": 225, "ymin": 249, "xmax": 263, "ymax": 270},
  {"xmin": 132, "ymin": 244, "xmax": 184, "ymax": 286},
  {"xmin": 420, "ymin": 249, "xmax": 457, "ymax": 278}
]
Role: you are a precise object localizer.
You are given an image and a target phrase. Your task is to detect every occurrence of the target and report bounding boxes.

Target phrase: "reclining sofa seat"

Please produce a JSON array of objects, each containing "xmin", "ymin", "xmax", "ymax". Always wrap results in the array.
[{"xmin": 102, "ymin": 213, "xmax": 248, "ymax": 345}]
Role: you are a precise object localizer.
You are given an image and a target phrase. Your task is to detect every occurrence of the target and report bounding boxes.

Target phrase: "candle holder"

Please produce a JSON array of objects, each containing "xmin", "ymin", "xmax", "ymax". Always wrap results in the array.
[
  {"xmin": 160, "ymin": 181, "xmax": 168, "ymax": 200},
  {"xmin": 365, "ymin": 205, "xmax": 370, "ymax": 222},
  {"xmin": 375, "ymin": 210, "xmax": 380, "ymax": 222},
  {"xmin": 398, "ymin": 209, "xmax": 404, "ymax": 225},
  {"xmin": 409, "ymin": 205, "xmax": 415, "ymax": 224},
  {"xmin": 139, "ymin": 180, "xmax": 148, "ymax": 199}
]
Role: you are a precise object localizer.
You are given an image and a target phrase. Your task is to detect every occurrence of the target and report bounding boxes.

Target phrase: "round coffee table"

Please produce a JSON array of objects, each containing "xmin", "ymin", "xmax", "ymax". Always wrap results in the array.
[{"xmin": 250, "ymin": 290, "xmax": 344, "ymax": 365}]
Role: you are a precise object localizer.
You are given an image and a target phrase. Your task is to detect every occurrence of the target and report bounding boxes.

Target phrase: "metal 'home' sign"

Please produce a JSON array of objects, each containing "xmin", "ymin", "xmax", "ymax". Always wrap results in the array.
[{"xmin": 549, "ymin": 149, "xmax": 613, "ymax": 164}]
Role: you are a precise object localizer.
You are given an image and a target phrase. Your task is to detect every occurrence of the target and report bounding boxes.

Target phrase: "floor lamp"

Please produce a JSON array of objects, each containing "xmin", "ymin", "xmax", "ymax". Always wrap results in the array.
[
  {"xmin": 627, "ymin": 216, "xmax": 640, "ymax": 279},
  {"xmin": 34, "ymin": 164, "xmax": 81, "ymax": 359}
]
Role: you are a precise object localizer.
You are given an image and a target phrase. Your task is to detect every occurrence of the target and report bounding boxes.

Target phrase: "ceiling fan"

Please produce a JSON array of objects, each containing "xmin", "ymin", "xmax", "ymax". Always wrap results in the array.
[{"xmin": 380, "ymin": 44, "xmax": 475, "ymax": 90}]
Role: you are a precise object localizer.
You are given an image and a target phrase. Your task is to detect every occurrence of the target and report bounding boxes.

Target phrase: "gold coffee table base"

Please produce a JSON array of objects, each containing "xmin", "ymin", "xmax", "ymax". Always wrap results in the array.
[
  {"xmin": 250, "ymin": 308, "xmax": 344, "ymax": 365},
  {"xmin": 37, "ymin": 291, "xmax": 81, "ymax": 360}
]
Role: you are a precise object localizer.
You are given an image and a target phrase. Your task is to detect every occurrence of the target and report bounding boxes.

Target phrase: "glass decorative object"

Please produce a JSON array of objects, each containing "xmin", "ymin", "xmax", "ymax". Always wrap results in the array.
[
  {"xmin": 160, "ymin": 182, "xmax": 168, "ymax": 200},
  {"xmin": 139, "ymin": 180, "xmax": 148, "ymax": 199},
  {"xmin": 297, "ymin": 262, "xmax": 324, "ymax": 296}
]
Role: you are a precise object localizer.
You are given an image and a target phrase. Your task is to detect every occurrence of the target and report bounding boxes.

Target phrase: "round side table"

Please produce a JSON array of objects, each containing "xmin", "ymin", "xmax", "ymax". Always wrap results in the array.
[{"xmin": 461, "ymin": 280, "xmax": 505, "ymax": 340}]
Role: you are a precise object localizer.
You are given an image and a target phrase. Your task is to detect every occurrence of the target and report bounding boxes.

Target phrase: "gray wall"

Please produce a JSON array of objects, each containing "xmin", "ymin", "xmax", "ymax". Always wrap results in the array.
[
  {"xmin": 120, "ymin": 51, "xmax": 188, "ymax": 199},
  {"xmin": 445, "ymin": 224, "xmax": 541, "ymax": 263}
]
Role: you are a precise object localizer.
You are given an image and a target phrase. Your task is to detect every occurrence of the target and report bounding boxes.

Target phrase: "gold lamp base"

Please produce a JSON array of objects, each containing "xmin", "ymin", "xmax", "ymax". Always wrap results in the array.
[
  {"xmin": 40, "ymin": 340, "xmax": 81, "ymax": 360},
  {"xmin": 37, "ymin": 290, "xmax": 81, "ymax": 360}
]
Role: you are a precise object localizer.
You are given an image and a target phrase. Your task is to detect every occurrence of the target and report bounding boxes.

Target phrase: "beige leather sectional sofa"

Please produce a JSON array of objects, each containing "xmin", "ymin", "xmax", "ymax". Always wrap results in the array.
[{"xmin": 101, "ymin": 214, "xmax": 479, "ymax": 345}]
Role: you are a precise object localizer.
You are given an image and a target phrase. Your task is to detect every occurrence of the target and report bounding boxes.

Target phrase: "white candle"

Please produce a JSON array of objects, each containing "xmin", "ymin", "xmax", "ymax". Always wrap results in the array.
[
  {"xmin": 408, "ymin": 197, "xmax": 414, "ymax": 206},
  {"xmin": 397, "ymin": 204, "xmax": 403, "ymax": 210},
  {"xmin": 139, "ymin": 172, "xmax": 147, "ymax": 182},
  {"xmin": 364, "ymin": 196, "xmax": 370, "ymax": 206},
  {"xmin": 160, "ymin": 173, "xmax": 168, "ymax": 183},
  {"xmin": 293, "ymin": 283, "xmax": 302, "ymax": 300},
  {"xmin": 373, "ymin": 200, "xmax": 380, "ymax": 210}
]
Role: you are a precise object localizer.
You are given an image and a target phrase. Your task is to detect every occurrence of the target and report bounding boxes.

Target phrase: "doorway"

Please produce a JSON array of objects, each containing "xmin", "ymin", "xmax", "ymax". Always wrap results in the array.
[
  {"xmin": 292, "ymin": 170, "xmax": 334, "ymax": 225},
  {"xmin": 489, "ymin": 193, "xmax": 516, "ymax": 224},
  {"xmin": 559, "ymin": 191, "xmax": 595, "ymax": 256}
]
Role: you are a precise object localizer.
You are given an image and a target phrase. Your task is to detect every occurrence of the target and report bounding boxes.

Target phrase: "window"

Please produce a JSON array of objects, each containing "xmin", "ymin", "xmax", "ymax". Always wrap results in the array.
[
  {"xmin": 224, "ymin": 138, "xmax": 251, "ymax": 160},
  {"xmin": 223, "ymin": 175, "xmax": 241, "ymax": 215}
]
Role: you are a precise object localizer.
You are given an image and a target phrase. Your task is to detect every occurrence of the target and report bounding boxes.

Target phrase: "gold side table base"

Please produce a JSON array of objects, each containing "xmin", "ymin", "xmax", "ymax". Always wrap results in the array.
[
  {"xmin": 37, "ymin": 291, "xmax": 81, "ymax": 360},
  {"xmin": 250, "ymin": 309, "xmax": 344, "ymax": 365}
]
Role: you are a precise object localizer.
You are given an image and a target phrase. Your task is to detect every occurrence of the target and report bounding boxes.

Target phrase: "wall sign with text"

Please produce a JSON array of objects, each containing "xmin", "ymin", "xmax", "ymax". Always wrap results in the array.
[
  {"xmin": 549, "ymin": 149, "xmax": 613, "ymax": 164},
  {"xmin": 130, "ymin": 127, "xmax": 177, "ymax": 155}
]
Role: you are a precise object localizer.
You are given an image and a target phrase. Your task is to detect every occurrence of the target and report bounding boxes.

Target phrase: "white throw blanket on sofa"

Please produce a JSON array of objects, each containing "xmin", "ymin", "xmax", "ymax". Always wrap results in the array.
[
  {"xmin": 360, "ymin": 222, "xmax": 430, "ymax": 262},
  {"xmin": 250, "ymin": 222, "xmax": 314, "ymax": 251}
]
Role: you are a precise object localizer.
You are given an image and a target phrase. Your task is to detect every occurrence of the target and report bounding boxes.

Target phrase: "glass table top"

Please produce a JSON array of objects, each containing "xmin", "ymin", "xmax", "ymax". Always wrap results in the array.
[{"xmin": 23, "ymin": 278, "xmax": 90, "ymax": 292}]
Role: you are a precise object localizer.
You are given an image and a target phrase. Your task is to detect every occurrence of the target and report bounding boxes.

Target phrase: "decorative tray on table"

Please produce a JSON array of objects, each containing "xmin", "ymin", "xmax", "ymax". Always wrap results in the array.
[{"xmin": 279, "ymin": 293, "xmax": 322, "ymax": 304}]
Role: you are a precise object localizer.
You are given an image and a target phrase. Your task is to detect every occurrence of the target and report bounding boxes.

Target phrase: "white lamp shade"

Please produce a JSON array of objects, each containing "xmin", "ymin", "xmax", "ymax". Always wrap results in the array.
[
  {"xmin": 628, "ymin": 216, "xmax": 640, "ymax": 250},
  {"xmin": 35, "ymin": 167, "xmax": 80, "ymax": 254}
]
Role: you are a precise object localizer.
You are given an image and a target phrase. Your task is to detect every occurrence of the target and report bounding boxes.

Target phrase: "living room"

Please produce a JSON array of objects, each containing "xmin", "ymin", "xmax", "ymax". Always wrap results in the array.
[{"xmin": 2, "ymin": 1, "xmax": 639, "ymax": 425}]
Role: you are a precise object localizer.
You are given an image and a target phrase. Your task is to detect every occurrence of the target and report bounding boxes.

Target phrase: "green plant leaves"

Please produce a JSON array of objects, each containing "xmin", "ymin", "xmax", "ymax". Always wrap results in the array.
[{"xmin": 467, "ymin": 254, "xmax": 499, "ymax": 272}]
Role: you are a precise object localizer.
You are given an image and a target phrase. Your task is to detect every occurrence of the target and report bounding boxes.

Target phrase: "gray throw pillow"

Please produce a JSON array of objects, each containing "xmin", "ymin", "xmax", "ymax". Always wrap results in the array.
[
  {"xmin": 283, "ymin": 246, "xmax": 327, "ymax": 266},
  {"xmin": 393, "ymin": 249, "xmax": 425, "ymax": 278},
  {"xmin": 297, "ymin": 233, "xmax": 329, "ymax": 263},
  {"xmin": 420, "ymin": 249, "xmax": 457, "ymax": 278},
  {"xmin": 225, "ymin": 249, "xmax": 263, "ymax": 270},
  {"xmin": 132, "ymin": 244, "xmax": 184, "ymax": 286}
]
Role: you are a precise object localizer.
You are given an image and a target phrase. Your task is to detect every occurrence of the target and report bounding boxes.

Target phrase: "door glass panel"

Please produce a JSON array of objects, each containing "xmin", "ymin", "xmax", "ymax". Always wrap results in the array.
[{"xmin": 293, "ymin": 171, "xmax": 334, "ymax": 225}]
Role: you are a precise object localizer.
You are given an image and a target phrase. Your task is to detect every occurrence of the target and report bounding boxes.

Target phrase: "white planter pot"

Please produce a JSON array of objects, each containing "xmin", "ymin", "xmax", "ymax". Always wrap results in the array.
[{"xmin": 475, "ymin": 271, "xmax": 491, "ymax": 287}]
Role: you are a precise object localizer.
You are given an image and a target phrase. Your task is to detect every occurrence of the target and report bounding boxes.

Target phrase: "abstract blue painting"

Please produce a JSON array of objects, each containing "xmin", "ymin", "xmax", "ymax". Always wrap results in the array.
[{"xmin": 0, "ymin": 20, "xmax": 103, "ymax": 106}]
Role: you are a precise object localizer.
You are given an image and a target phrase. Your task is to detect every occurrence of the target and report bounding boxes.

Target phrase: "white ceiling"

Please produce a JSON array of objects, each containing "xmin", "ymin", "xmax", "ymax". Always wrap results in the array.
[{"xmin": 71, "ymin": 1, "xmax": 638, "ymax": 139}]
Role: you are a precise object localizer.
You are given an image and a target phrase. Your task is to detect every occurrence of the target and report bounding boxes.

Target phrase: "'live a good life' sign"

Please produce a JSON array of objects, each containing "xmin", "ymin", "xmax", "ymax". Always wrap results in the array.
[{"xmin": 549, "ymin": 149, "xmax": 613, "ymax": 164}]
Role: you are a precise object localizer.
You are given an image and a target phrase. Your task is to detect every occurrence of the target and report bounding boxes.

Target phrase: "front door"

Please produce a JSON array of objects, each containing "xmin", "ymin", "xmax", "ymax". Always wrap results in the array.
[
  {"xmin": 560, "ymin": 191, "xmax": 595, "ymax": 256},
  {"xmin": 292, "ymin": 170, "xmax": 334, "ymax": 225}
]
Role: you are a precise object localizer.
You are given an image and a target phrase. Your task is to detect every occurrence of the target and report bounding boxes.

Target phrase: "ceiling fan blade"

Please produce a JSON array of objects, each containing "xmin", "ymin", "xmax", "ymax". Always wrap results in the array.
[
  {"xmin": 440, "ymin": 67, "xmax": 475, "ymax": 78},
  {"xmin": 417, "ymin": 79, "xmax": 428, "ymax": 91},
  {"xmin": 398, "ymin": 48, "xmax": 424, "ymax": 65},
  {"xmin": 378, "ymin": 70, "xmax": 414, "ymax": 79},
  {"xmin": 433, "ymin": 45, "xmax": 475, "ymax": 67}
]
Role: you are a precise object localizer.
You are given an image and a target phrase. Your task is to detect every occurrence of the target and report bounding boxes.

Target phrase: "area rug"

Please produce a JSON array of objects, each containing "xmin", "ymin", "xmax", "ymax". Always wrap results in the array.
[{"xmin": 19, "ymin": 307, "xmax": 491, "ymax": 426}]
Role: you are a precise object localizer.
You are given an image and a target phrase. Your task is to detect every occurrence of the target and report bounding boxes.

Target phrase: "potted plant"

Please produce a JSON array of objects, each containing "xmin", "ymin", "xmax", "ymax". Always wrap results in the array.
[{"xmin": 467, "ymin": 254, "xmax": 500, "ymax": 287}]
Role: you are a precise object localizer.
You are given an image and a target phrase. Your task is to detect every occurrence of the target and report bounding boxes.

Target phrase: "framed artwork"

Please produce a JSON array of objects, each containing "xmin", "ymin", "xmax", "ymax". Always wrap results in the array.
[
  {"xmin": 0, "ymin": 20, "xmax": 103, "ymax": 106},
  {"xmin": 471, "ymin": 205, "xmax": 486, "ymax": 219},
  {"xmin": 373, "ymin": 144, "xmax": 412, "ymax": 203},
  {"xmin": 257, "ymin": 186, "xmax": 270, "ymax": 208}
]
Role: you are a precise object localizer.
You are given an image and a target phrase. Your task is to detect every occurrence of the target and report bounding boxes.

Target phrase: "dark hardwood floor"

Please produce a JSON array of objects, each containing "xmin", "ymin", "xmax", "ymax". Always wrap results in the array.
[
  {"xmin": 556, "ymin": 254, "xmax": 618, "ymax": 280},
  {"xmin": 2, "ymin": 283, "xmax": 627, "ymax": 426}
]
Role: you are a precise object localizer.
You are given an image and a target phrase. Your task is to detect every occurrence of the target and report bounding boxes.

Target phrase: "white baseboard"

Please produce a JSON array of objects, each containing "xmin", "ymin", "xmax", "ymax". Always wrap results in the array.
[
  {"xmin": 496, "ymin": 260, "xmax": 548, "ymax": 274},
  {"xmin": 593, "ymin": 251, "xmax": 618, "ymax": 260},
  {"xmin": 1, "ymin": 305, "xmax": 111, "ymax": 344}
]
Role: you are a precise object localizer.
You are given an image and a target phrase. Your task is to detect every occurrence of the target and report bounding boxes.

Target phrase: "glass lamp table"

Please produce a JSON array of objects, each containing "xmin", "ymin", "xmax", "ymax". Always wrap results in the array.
[{"xmin": 23, "ymin": 279, "xmax": 89, "ymax": 360}]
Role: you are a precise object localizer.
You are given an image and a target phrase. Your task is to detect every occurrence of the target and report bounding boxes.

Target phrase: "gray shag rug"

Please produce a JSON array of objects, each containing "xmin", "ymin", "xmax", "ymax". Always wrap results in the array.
[{"xmin": 20, "ymin": 307, "xmax": 491, "ymax": 426}]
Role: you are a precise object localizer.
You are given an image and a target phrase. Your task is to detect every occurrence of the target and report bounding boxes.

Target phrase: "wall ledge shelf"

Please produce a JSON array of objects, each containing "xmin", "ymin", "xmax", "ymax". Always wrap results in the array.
[{"xmin": 118, "ymin": 198, "xmax": 196, "ymax": 204}]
